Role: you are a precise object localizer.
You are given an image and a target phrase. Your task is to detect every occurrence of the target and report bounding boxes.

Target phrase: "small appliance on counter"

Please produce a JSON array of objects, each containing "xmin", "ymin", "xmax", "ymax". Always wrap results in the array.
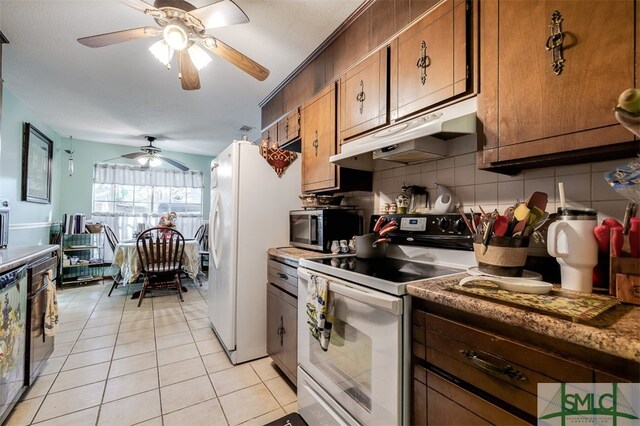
[
  {"xmin": 289, "ymin": 207, "xmax": 363, "ymax": 252},
  {"xmin": 0, "ymin": 199, "xmax": 9, "ymax": 248}
]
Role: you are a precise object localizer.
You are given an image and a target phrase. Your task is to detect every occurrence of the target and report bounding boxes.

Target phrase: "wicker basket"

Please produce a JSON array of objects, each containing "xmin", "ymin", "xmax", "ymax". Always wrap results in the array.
[
  {"xmin": 85, "ymin": 223, "xmax": 104, "ymax": 234},
  {"xmin": 299, "ymin": 194, "xmax": 344, "ymax": 207}
]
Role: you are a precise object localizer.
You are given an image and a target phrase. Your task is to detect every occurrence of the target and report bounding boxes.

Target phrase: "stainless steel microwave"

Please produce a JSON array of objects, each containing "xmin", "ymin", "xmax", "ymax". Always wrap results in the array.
[{"xmin": 289, "ymin": 208, "xmax": 363, "ymax": 252}]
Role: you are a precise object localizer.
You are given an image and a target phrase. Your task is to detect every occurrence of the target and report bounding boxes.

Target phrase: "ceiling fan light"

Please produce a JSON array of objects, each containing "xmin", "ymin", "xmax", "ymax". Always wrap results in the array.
[
  {"xmin": 163, "ymin": 23, "xmax": 189, "ymax": 51},
  {"xmin": 138, "ymin": 156, "xmax": 149, "ymax": 165},
  {"xmin": 149, "ymin": 40, "xmax": 174, "ymax": 66},
  {"xmin": 188, "ymin": 44, "xmax": 212, "ymax": 71},
  {"xmin": 149, "ymin": 157, "xmax": 162, "ymax": 167}
]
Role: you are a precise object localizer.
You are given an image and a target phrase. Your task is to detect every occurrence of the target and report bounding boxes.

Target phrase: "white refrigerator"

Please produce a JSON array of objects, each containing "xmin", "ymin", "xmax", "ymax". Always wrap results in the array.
[{"xmin": 208, "ymin": 140, "xmax": 301, "ymax": 364}]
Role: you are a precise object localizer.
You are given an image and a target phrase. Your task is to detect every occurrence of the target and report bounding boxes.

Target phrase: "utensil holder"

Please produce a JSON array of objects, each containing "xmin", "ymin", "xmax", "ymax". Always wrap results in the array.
[{"xmin": 473, "ymin": 236, "xmax": 529, "ymax": 277}]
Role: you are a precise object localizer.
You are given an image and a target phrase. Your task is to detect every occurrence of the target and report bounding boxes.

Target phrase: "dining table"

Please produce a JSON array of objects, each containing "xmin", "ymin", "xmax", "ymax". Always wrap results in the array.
[{"xmin": 111, "ymin": 239, "xmax": 202, "ymax": 293}]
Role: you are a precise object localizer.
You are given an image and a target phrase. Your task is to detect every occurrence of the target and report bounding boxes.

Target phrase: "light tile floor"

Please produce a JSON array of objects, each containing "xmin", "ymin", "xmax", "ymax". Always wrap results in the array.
[{"xmin": 6, "ymin": 277, "xmax": 297, "ymax": 426}]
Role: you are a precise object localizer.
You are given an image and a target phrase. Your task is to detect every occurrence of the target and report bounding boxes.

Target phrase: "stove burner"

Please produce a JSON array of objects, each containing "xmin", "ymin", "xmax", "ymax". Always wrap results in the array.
[{"xmin": 311, "ymin": 256, "xmax": 463, "ymax": 283}]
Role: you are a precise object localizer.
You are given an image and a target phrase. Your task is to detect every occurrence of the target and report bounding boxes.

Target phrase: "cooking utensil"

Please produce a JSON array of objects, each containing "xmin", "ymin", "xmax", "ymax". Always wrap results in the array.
[
  {"xmin": 493, "ymin": 215, "xmax": 509, "ymax": 237},
  {"xmin": 526, "ymin": 191, "xmax": 549, "ymax": 212},
  {"xmin": 459, "ymin": 275, "xmax": 553, "ymax": 295}
]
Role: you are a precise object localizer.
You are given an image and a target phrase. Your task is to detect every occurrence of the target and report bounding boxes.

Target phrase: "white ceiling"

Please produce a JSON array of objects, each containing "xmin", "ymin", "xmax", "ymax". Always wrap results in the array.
[{"xmin": 0, "ymin": 0, "xmax": 363, "ymax": 156}]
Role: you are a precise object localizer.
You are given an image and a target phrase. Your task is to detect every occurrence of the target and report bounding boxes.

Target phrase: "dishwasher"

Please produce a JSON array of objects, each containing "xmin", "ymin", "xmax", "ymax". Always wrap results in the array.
[
  {"xmin": 0, "ymin": 264, "xmax": 28, "ymax": 424},
  {"xmin": 26, "ymin": 256, "xmax": 57, "ymax": 386}
]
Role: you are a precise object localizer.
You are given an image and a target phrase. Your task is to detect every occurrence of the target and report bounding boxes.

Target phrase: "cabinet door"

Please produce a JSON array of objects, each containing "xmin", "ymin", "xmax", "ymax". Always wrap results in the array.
[
  {"xmin": 390, "ymin": 0, "xmax": 467, "ymax": 121},
  {"xmin": 339, "ymin": 48, "xmax": 389, "ymax": 142},
  {"xmin": 302, "ymin": 83, "xmax": 338, "ymax": 193},
  {"xmin": 485, "ymin": 0, "xmax": 635, "ymax": 163},
  {"xmin": 261, "ymin": 124, "xmax": 277, "ymax": 147},
  {"xmin": 280, "ymin": 291, "xmax": 298, "ymax": 381},
  {"xmin": 266, "ymin": 285, "xmax": 283, "ymax": 361},
  {"xmin": 277, "ymin": 108, "xmax": 300, "ymax": 145}
]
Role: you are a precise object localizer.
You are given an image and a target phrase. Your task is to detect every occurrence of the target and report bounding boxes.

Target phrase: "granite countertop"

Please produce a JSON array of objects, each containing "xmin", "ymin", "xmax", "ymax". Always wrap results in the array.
[
  {"xmin": 267, "ymin": 246, "xmax": 342, "ymax": 262},
  {"xmin": 0, "ymin": 245, "xmax": 59, "ymax": 274},
  {"xmin": 407, "ymin": 273, "xmax": 640, "ymax": 362}
]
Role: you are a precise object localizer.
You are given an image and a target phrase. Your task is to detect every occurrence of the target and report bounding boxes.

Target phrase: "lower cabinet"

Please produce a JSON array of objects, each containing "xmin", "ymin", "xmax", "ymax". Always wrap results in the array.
[
  {"xmin": 412, "ymin": 300, "xmax": 639, "ymax": 425},
  {"xmin": 266, "ymin": 258, "xmax": 298, "ymax": 384}
]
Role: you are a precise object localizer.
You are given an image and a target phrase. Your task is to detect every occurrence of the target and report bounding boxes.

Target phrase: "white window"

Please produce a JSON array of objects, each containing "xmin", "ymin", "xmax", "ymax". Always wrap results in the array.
[{"xmin": 91, "ymin": 164, "xmax": 205, "ymax": 244}]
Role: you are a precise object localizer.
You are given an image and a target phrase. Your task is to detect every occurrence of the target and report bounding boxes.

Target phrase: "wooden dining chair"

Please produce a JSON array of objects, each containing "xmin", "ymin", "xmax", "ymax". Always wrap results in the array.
[
  {"xmin": 104, "ymin": 224, "xmax": 123, "ymax": 297},
  {"xmin": 135, "ymin": 227, "xmax": 186, "ymax": 307}
]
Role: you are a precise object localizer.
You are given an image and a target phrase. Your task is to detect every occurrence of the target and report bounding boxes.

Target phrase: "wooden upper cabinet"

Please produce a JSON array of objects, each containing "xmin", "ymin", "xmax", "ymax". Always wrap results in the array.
[
  {"xmin": 480, "ymin": 0, "xmax": 636, "ymax": 167},
  {"xmin": 277, "ymin": 108, "xmax": 300, "ymax": 146},
  {"xmin": 301, "ymin": 83, "xmax": 338, "ymax": 193},
  {"xmin": 339, "ymin": 47, "xmax": 389, "ymax": 143},
  {"xmin": 390, "ymin": 0, "xmax": 468, "ymax": 122},
  {"xmin": 260, "ymin": 124, "xmax": 277, "ymax": 147}
]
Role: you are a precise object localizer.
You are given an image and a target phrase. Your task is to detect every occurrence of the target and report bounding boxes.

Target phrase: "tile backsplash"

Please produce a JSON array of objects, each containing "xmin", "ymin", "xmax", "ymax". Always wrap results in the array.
[{"xmin": 341, "ymin": 137, "xmax": 635, "ymax": 229}]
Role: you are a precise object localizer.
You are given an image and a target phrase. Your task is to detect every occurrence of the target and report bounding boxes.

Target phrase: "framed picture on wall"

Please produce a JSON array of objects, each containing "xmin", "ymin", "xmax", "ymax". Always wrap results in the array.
[{"xmin": 22, "ymin": 122, "xmax": 53, "ymax": 204}]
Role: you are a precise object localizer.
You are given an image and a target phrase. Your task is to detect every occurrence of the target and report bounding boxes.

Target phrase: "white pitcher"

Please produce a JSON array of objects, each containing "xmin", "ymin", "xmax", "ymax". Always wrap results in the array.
[{"xmin": 546, "ymin": 208, "xmax": 598, "ymax": 292}]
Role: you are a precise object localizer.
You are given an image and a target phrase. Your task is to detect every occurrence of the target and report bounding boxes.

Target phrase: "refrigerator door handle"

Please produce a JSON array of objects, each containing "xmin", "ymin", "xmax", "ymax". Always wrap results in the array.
[{"xmin": 210, "ymin": 192, "xmax": 221, "ymax": 269}]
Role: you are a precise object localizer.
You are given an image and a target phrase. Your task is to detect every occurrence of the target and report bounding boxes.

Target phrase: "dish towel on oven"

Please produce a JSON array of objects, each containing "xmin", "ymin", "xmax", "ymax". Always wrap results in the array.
[
  {"xmin": 44, "ymin": 270, "xmax": 59, "ymax": 336},
  {"xmin": 306, "ymin": 274, "xmax": 334, "ymax": 351}
]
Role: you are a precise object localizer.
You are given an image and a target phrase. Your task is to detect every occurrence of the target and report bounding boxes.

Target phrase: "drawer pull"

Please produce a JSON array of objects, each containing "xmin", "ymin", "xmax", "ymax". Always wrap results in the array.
[
  {"xmin": 277, "ymin": 273, "xmax": 289, "ymax": 280},
  {"xmin": 459, "ymin": 349, "xmax": 527, "ymax": 381}
]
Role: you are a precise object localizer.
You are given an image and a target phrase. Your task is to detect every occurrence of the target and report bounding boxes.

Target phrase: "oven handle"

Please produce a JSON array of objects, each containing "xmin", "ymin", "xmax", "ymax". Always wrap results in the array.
[{"xmin": 298, "ymin": 268, "xmax": 403, "ymax": 316}]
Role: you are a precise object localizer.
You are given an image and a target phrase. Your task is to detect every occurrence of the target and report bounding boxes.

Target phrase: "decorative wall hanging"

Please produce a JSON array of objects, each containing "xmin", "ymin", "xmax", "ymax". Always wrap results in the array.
[
  {"xmin": 259, "ymin": 141, "xmax": 298, "ymax": 178},
  {"xmin": 22, "ymin": 122, "xmax": 53, "ymax": 204}
]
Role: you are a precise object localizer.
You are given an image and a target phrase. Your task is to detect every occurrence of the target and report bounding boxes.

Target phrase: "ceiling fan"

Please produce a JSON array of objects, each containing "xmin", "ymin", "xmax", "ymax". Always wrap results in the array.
[
  {"xmin": 122, "ymin": 136, "xmax": 190, "ymax": 170},
  {"xmin": 77, "ymin": 0, "xmax": 269, "ymax": 90}
]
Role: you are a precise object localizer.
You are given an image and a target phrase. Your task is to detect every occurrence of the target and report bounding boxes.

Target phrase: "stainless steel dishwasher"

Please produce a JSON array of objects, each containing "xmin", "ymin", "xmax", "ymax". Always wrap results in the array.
[{"xmin": 0, "ymin": 264, "xmax": 28, "ymax": 424}]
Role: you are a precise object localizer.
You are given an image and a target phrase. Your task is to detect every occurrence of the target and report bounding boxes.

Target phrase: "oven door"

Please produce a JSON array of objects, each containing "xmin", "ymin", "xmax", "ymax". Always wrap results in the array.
[
  {"xmin": 297, "ymin": 268, "xmax": 403, "ymax": 426},
  {"xmin": 289, "ymin": 211, "xmax": 321, "ymax": 251}
]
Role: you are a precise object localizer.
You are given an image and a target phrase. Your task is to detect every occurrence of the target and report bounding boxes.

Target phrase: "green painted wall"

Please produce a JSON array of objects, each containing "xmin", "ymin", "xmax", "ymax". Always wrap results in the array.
[
  {"xmin": 0, "ymin": 89, "xmax": 62, "ymax": 245},
  {"xmin": 57, "ymin": 138, "xmax": 213, "ymax": 219},
  {"xmin": 0, "ymin": 87, "xmax": 213, "ymax": 247}
]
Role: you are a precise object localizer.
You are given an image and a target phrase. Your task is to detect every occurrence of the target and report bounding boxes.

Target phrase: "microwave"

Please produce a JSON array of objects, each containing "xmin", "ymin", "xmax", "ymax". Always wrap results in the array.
[{"xmin": 290, "ymin": 208, "xmax": 363, "ymax": 252}]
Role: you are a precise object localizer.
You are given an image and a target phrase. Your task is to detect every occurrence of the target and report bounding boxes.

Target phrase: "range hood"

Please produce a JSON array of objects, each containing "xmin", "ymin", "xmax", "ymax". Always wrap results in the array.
[{"xmin": 330, "ymin": 97, "xmax": 477, "ymax": 171}]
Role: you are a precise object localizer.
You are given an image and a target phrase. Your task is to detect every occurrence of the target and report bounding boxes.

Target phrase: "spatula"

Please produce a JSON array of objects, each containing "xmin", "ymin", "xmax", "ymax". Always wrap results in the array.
[
  {"xmin": 459, "ymin": 276, "xmax": 553, "ymax": 294},
  {"xmin": 493, "ymin": 215, "xmax": 509, "ymax": 237}
]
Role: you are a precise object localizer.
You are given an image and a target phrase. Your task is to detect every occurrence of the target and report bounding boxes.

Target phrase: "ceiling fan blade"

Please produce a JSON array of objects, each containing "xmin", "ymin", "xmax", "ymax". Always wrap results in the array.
[
  {"xmin": 122, "ymin": 152, "xmax": 146, "ymax": 159},
  {"xmin": 78, "ymin": 27, "xmax": 161, "ymax": 48},
  {"xmin": 179, "ymin": 50, "xmax": 201, "ymax": 90},
  {"xmin": 158, "ymin": 155, "xmax": 190, "ymax": 171},
  {"xmin": 118, "ymin": 0, "xmax": 160, "ymax": 13},
  {"xmin": 202, "ymin": 37, "xmax": 269, "ymax": 81},
  {"xmin": 189, "ymin": 0, "xmax": 249, "ymax": 29}
]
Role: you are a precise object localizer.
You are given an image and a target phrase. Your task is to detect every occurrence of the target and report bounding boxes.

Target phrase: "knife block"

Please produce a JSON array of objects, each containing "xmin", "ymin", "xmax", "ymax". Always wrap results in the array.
[{"xmin": 609, "ymin": 230, "xmax": 640, "ymax": 305}]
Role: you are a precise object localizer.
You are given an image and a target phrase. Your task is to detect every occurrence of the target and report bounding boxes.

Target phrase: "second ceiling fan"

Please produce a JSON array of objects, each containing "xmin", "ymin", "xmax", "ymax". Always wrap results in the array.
[{"xmin": 78, "ymin": 0, "xmax": 269, "ymax": 90}]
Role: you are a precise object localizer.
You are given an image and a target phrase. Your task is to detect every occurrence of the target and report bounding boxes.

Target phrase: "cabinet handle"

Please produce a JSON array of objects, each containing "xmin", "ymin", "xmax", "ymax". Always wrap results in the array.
[
  {"xmin": 459, "ymin": 349, "xmax": 527, "ymax": 381},
  {"xmin": 284, "ymin": 117, "xmax": 289, "ymax": 136},
  {"xmin": 277, "ymin": 272, "xmax": 288, "ymax": 280},
  {"xmin": 355, "ymin": 79, "xmax": 366, "ymax": 114},
  {"xmin": 277, "ymin": 315, "xmax": 285, "ymax": 346},
  {"xmin": 416, "ymin": 40, "xmax": 431, "ymax": 85},
  {"xmin": 312, "ymin": 130, "xmax": 319, "ymax": 156},
  {"xmin": 545, "ymin": 10, "xmax": 565, "ymax": 75}
]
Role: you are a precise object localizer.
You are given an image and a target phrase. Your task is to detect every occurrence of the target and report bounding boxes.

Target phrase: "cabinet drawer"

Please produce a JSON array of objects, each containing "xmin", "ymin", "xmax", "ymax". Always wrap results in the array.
[
  {"xmin": 424, "ymin": 313, "xmax": 591, "ymax": 416},
  {"xmin": 267, "ymin": 259, "xmax": 298, "ymax": 296},
  {"xmin": 414, "ymin": 366, "xmax": 530, "ymax": 426}
]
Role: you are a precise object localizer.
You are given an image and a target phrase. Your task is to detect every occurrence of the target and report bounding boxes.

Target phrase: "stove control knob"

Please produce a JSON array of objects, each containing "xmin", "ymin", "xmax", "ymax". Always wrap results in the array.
[
  {"xmin": 437, "ymin": 217, "xmax": 450, "ymax": 230},
  {"xmin": 453, "ymin": 218, "xmax": 467, "ymax": 233}
]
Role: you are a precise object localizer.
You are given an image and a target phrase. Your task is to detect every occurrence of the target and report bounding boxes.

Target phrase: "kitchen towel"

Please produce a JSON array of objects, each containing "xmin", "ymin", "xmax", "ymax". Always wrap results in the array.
[
  {"xmin": 306, "ymin": 274, "xmax": 334, "ymax": 351},
  {"xmin": 44, "ymin": 270, "xmax": 59, "ymax": 336}
]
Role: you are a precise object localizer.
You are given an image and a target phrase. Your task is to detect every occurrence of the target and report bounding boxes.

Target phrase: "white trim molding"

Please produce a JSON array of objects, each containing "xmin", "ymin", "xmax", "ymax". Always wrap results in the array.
[{"xmin": 10, "ymin": 221, "xmax": 56, "ymax": 230}]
